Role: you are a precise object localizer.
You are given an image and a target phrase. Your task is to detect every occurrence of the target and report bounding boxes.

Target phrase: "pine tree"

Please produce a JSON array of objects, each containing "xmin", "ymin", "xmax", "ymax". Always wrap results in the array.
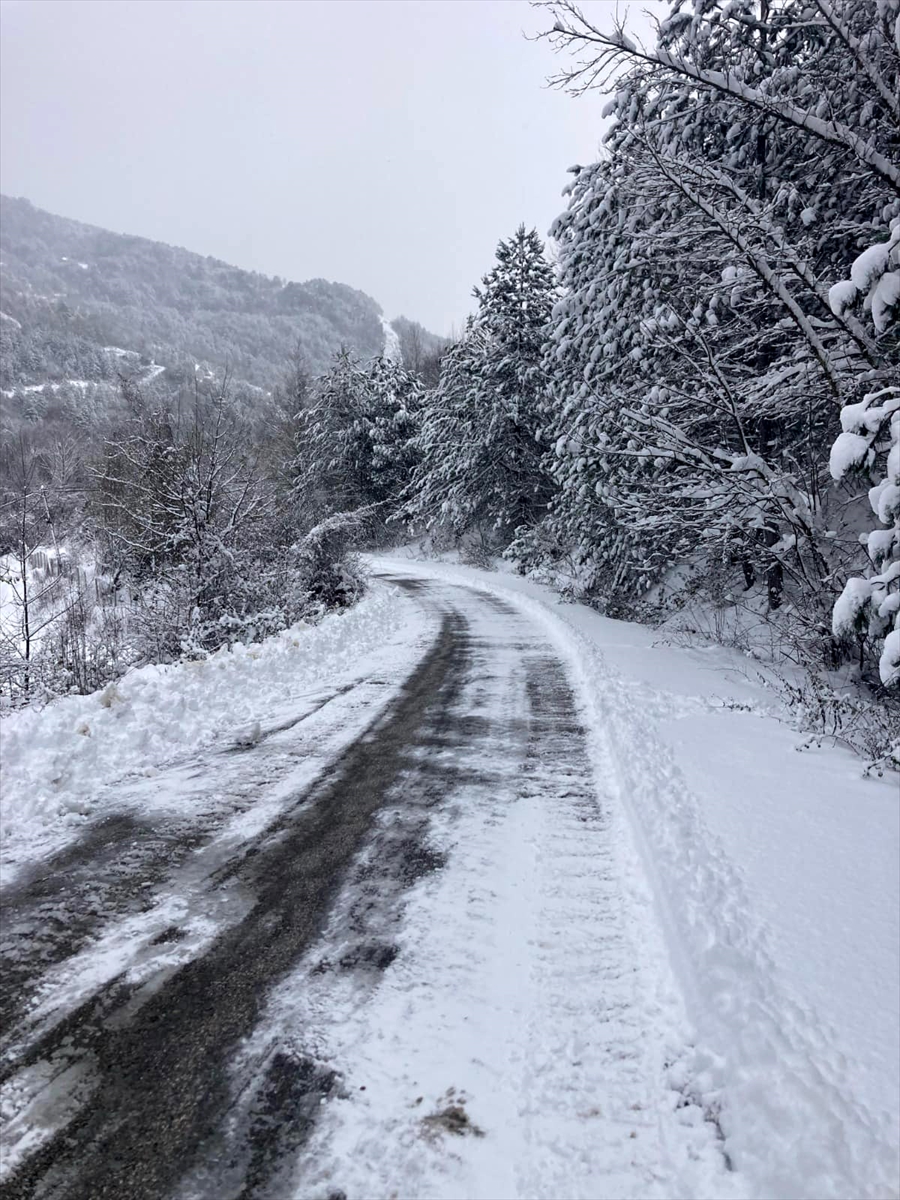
[
  {"xmin": 292, "ymin": 350, "xmax": 423, "ymax": 522},
  {"xmin": 829, "ymin": 225, "xmax": 900, "ymax": 686},
  {"xmin": 405, "ymin": 226, "xmax": 556, "ymax": 542},
  {"xmin": 530, "ymin": 0, "xmax": 899, "ymax": 660}
]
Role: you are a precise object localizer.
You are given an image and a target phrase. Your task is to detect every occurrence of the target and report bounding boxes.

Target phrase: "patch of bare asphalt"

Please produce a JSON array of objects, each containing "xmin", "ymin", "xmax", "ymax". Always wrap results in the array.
[
  {"xmin": 3, "ymin": 604, "xmax": 472, "ymax": 1200},
  {"xmin": 0, "ymin": 681, "xmax": 364, "ymax": 1046},
  {"xmin": 0, "ymin": 813, "xmax": 208, "ymax": 1048}
]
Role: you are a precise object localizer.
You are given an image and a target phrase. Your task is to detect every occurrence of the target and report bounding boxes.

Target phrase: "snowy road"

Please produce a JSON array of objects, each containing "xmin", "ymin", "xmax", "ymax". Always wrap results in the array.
[
  {"xmin": 1, "ymin": 570, "xmax": 895, "ymax": 1199},
  {"xmin": 0, "ymin": 573, "xmax": 731, "ymax": 1199}
]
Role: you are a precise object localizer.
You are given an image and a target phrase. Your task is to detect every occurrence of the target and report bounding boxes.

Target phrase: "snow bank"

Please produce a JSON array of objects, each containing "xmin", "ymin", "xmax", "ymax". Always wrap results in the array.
[
  {"xmin": 375, "ymin": 552, "xmax": 900, "ymax": 1200},
  {"xmin": 0, "ymin": 583, "xmax": 409, "ymax": 870}
]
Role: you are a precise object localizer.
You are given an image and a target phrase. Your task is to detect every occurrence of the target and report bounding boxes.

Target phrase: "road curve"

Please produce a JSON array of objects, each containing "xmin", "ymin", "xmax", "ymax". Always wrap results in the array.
[{"xmin": 1, "ymin": 574, "xmax": 598, "ymax": 1200}]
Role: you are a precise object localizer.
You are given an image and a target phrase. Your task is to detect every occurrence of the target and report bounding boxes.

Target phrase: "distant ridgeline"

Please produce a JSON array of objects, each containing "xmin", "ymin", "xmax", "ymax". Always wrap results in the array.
[{"xmin": 0, "ymin": 195, "xmax": 440, "ymax": 418}]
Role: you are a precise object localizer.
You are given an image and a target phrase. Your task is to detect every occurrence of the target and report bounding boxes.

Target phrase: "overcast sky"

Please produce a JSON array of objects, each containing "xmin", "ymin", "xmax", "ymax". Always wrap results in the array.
[{"xmin": 0, "ymin": 0, "xmax": 661, "ymax": 335}]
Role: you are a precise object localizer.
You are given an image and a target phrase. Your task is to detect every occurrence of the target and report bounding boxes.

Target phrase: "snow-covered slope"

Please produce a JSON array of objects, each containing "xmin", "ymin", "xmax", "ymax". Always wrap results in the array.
[
  {"xmin": 381, "ymin": 314, "xmax": 402, "ymax": 363},
  {"xmin": 0, "ymin": 194, "xmax": 440, "ymax": 393}
]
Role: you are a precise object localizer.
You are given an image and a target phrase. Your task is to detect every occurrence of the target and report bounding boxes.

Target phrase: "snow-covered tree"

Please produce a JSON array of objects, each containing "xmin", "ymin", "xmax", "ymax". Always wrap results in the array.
[
  {"xmin": 0, "ymin": 435, "xmax": 74, "ymax": 700},
  {"xmin": 530, "ymin": 0, "xmax": 899, "ymax": 672},
  {"xmin": 292, "ymin": 350, "xmax": 423, "ymax": 522},
  {"xmin": 92, "ymin": 382, "xmax": 275, "ymax": 656},
  {"xmin": 405, "ymin": 226, "xmax": 557, "ymax": 541},
  {"xmin": 829, "ymin": 222, "xmax": 900, "ymax": 686}
]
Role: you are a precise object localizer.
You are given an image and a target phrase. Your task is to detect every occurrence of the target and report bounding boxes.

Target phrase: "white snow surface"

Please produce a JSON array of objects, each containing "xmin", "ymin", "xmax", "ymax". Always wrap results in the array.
[
  {"xmin": 381, "ymin": 315, "xmax": 402, "ymax": 363},
  {"xmin": 0, "ymin": 584, "xmax": 419, "ymax": 879},
  {"xmin": 881, "ymin": 627, "xmax": 900, "ymax": 687},
  {"xmin": 829, "ymin": 429, "xmax": 872, "ymax": 479},
  {"xmin": 316, "ymin": 553, "xmax": 895, "ymax": 1200},
  {"xmin": 851, "ymin": 240, "xmax": 890, "ymax": 293},
  {"xmin": 2, "ymin": 557, "xmax": 898, "ymax": 1199},
  {"xmin": 827, "ymin": 278, "xmax": 858, "ymax": 317},
  {"xmin": 832, "ymin": 575, "xmax": 874, "ymax": 638},
  {"xmin": 872, "ymin": 269, "xmax": 900, "ymax": 332}
]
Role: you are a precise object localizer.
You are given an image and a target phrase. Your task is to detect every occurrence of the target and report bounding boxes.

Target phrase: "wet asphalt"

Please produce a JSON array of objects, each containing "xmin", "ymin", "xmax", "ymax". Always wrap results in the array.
[
  {"xmin": 1, "ymin": 578, "xmax": 472, "ymax": 1199},
  {"xmin": 0, "ymin": 575, "xmax": 590, "ymax": 1200}
]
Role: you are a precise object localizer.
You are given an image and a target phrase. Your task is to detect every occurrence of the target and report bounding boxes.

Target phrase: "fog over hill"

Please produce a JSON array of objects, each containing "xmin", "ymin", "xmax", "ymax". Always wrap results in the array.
[{"xmin": 0, "ymin": 195, "xmax": 441, "ymax": 417}]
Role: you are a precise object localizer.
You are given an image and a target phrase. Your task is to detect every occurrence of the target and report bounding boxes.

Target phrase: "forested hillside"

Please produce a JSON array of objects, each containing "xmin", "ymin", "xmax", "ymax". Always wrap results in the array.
[
  {"xmin": 0, "ymin": 200, "xmax": 446, "ymax": 707},
  {"xmin": 0, "ymin": 195, "xmax": 430, "ymax": 414},
  {"xmin": 2, "ymin": 0, "xmax": 896, "ymax": 767}
]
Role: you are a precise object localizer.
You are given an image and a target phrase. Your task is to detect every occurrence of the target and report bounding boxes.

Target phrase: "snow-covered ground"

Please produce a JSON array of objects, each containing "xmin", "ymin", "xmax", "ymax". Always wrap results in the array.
[
  {"xmin": 357, "ymin": 553, "xmax": 899, "ymax": 1200},
  {"xmin": 1, "ymin": 556, "xmax": 897, "ymax": 1199},
  {"xmin": 0, "ymin": 583, "xmax": 429, "ymax": 880},
  {"xmin": 248, "ymin": 570, "xmax": 738, "ymax": 1200}
]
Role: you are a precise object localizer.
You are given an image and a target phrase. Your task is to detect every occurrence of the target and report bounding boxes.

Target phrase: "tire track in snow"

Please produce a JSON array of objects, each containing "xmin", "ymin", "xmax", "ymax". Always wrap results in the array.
[
  {"xmin": 264, "ymin": 577, "xmax": 738, "ymax": 1200},
  {"xmin": 2, "ymin": 596, "xmax": 464, "ymax": 1200},
  {"xmin": 0, "ymin": 679, "xmax": 387, "ymax": 1054},
  {"xmin": 381, "ymin": 560, "xmax": 899, "ymax": 1200},
  {"xmin": 3, "ymin": 573, "xmax": 742, "ymax": 1200}
]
